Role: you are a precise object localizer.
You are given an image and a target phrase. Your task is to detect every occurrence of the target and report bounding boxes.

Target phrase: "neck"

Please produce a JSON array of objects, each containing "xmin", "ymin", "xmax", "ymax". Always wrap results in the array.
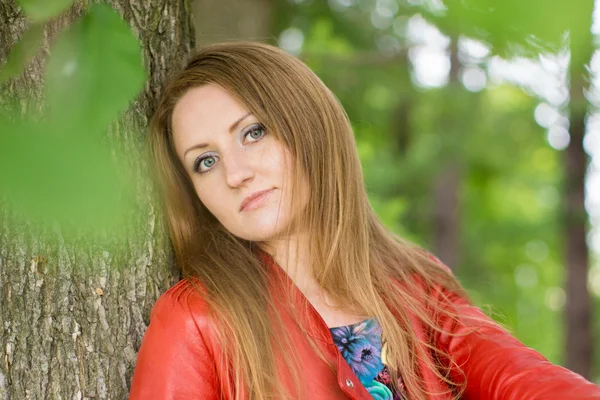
[
  {"xmin": 260, "ymin": 232, "xmax": 366, "ymax": 326},
  {"xmin": 259, "ymin": 232, "xmax": 322, "ymax": 298}
]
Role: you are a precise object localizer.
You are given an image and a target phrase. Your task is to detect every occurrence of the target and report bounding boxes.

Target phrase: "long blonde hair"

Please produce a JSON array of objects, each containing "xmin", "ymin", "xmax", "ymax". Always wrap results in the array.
[{"xmin": 150, "ymin": 41, "xmax": 469, "ymax": 399}]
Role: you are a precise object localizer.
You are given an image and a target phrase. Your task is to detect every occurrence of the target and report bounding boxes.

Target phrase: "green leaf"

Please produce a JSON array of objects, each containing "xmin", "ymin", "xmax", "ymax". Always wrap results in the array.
[
  {"xmin": 44, "ymin": 3, "xmax": 146, "ymax": 134},
  {"xmin": 0, "ymin": 116, "xmax": 136, "ymax": 230},
  {"xmin": 418, "ymin": 0, "xmax": 593, "ymax": 61},
  {"xmin": 0, "ymin": 24, "xmax": 44, "ymax": 84},
  {"xmin": 18, "ymin": 0, "xmax": 76, "ymax": 23}
]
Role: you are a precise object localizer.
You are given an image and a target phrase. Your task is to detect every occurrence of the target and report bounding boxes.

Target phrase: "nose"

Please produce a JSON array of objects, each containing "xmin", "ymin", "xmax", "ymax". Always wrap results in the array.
[{"xmin": 223, "ymin": 152, "xmax": 254, "ymax": 188}]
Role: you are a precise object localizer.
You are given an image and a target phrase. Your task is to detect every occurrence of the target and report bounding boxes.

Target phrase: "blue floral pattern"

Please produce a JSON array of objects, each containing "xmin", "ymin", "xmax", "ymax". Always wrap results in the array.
[{"xmin": 330, "ymin": 319, "xmax": 407, "ymax": 400}]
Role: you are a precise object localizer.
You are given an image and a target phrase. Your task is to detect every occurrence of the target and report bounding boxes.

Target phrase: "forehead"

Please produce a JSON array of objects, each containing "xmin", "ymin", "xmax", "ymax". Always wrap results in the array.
[{"xmin": 171, "ymin": 84, "xmax": 249, "ymax": 154}]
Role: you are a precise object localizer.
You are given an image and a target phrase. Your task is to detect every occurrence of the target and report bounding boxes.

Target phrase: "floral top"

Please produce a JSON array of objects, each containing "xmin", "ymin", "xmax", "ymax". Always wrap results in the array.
[{"xmin": 329, "ymin": 319, "xmax": 408, "ymax": 400}]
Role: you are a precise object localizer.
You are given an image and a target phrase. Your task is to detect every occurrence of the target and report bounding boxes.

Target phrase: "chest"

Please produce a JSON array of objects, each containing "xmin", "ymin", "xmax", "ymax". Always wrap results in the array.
[
  {"xmin": 304, "ymin": 291, "xmax": 369, "ymax": 328},
  {"xmin": 286, "ymin": 289, "xmax": 406, "ymax": 398},
  {"xmin": 249, "ymin": 265, "xmax": 453, "ymax": 400}
]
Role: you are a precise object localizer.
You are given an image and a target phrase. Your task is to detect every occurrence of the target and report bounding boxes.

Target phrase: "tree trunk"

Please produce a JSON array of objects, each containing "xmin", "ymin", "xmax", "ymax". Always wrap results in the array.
[
  {"xmin": 564, "ymin": 22, "xmax": 594, "ymax": 378},
  {"xmin": 391, "ymin": 57, "xmax": 412, "ymax": 156},
  {"xmin": 432, "ymin": 38, "xmax": 461, "ymax": 270},
  {"xmin": 191, "ymin": 0, "xmax": 272, "ymax": 46},
  {"xmin": 432, "ymin": 164, "xmax": 461, "ymax": 270},
  {"xmin": 0, "ymin": 1, "xmax": 194, "ymax": 398}
]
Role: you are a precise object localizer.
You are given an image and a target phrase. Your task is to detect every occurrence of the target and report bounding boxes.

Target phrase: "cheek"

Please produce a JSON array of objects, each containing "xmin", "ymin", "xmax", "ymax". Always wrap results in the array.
[
  {"xmin": 263, "ymin": 142, "xmax": 293, "ymax": 181},
  {"xmin": 255, "ymin": 140, "xmax": 285, "ymax": 171},
  {"xmin": 282, "ymin": 153, "xmax": 310, "ymax": 211},
  {"xmin": 193, "ymin": 181, "xmax": 226, "ymax": 218}
]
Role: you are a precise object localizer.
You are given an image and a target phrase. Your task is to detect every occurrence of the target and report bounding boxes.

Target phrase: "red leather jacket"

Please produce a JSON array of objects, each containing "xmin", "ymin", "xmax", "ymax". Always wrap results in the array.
[{"xmin": 130, "ymin": 255, "xmax": 600, "ymax": 399}]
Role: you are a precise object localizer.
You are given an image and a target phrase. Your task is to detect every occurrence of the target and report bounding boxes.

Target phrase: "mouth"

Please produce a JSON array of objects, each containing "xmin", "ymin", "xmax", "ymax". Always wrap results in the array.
[{"xmin": 240, "ymin": 188, "xmax": 275, "ymax": 212}]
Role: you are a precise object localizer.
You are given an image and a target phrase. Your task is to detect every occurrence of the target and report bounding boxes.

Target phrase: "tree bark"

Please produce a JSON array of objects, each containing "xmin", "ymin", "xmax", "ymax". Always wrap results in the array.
[
  {"xmin": 191, "ymin": 0, "xmax": 272, "ymax": 46},
  {"xmin": 0, "ymin": 1, "xmax": 194, "ymax": 398}
]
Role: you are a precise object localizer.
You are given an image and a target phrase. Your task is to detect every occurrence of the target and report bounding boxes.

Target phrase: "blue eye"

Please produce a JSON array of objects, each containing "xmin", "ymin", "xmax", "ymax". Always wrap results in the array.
[
  {"xmin": 193, "ymin": 154, "xmax": 218, "ymax": 173},
  {"xmin": 243, "ymin": 124, "xmax": 266, "ymax": 143}
]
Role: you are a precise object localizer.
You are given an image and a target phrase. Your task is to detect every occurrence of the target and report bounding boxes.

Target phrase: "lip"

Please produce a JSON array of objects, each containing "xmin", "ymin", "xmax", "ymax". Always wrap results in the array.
[{"xmin": 240, "ymin": 188, "xmax": 275, "ymax": 212}]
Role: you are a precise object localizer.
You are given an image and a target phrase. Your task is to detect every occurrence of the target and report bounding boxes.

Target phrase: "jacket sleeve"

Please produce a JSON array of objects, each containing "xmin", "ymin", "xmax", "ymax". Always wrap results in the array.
[
  {"xmin": 129, "ymin": 282, "xmax": 220, "ymax": 400},
  {"xmin": 435, "ymin": 286, "xmax": 600, "ymax": 399}
]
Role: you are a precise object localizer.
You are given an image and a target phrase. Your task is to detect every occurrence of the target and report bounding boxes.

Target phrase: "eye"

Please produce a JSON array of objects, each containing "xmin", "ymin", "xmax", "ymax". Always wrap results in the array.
[
  {"xmin": 193, "ymin": 154, "xmax": 219, "ymax": 174},
  {"xmin": 243, "ymin": 124, "xmax": 267, "ymax": 144}
]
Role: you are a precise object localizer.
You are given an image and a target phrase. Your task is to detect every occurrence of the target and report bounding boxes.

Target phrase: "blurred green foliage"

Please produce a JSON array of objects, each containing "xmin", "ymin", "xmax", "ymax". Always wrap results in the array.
[
  {"xmin": 280, "ymin": 0, "xmax": 599, "ymax": 379},
  {"xmin": 420, "ymin": 0, "xmax": 593, "ymax": 64},
  {"xmin": 0, "ymin": 2, "xmax": 146, "ymax": 242},
  {"xmin": 45, "ymin": 3, "xmax": 145, "ymax": 133},
  {"xmin": 18, "ymin": 0, "xmax": 76, "ymax": 22},
  {"xmin": 0, "ymin": 23, "xmax": 44, "ymax": 83}
]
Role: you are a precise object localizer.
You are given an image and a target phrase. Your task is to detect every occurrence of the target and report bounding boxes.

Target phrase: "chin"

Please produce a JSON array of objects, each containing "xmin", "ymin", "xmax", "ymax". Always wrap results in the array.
[{"xmin": 233, "ymin": 213, "xmax": 291, "ymax": 242}]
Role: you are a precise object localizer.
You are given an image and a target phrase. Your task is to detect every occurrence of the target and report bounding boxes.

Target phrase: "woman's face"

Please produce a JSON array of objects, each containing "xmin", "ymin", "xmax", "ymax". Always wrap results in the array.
[{"xmin": 171, "ymin": 83, "xmax": 306, "ymax": 242}]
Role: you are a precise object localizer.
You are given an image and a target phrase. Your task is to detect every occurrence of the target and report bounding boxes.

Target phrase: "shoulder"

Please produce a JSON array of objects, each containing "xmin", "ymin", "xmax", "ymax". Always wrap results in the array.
[
  {"xmin": 130, "ymin": 279, "xmax": 221, "ymax": 399},
  {"xmin": 145, "ymin": 278, "xmax": 219, "ymax": 349},
  {"xmin": 142, "ymin": 278, "xmax": 216, "ymax": 346},
  {"xmin": 150, "ymin": 278, "xmax": 211, "ymax": 325},
  {"xmin": 391, "ymin": 250, "xmax": 459, "ymax": 301}
]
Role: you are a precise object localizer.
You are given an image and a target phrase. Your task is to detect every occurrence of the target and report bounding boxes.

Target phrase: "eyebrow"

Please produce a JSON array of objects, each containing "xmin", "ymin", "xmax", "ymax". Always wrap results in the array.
[{"xmin": 183, "ymin": 112, "xmax": 253, "ymax": 158}]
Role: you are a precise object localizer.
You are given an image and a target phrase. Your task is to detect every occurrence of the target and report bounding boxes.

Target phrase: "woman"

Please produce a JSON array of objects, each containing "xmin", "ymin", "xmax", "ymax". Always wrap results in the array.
[{"xmin": 129, "ymin": 42, "xmax": 600, "ymax": 399}]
